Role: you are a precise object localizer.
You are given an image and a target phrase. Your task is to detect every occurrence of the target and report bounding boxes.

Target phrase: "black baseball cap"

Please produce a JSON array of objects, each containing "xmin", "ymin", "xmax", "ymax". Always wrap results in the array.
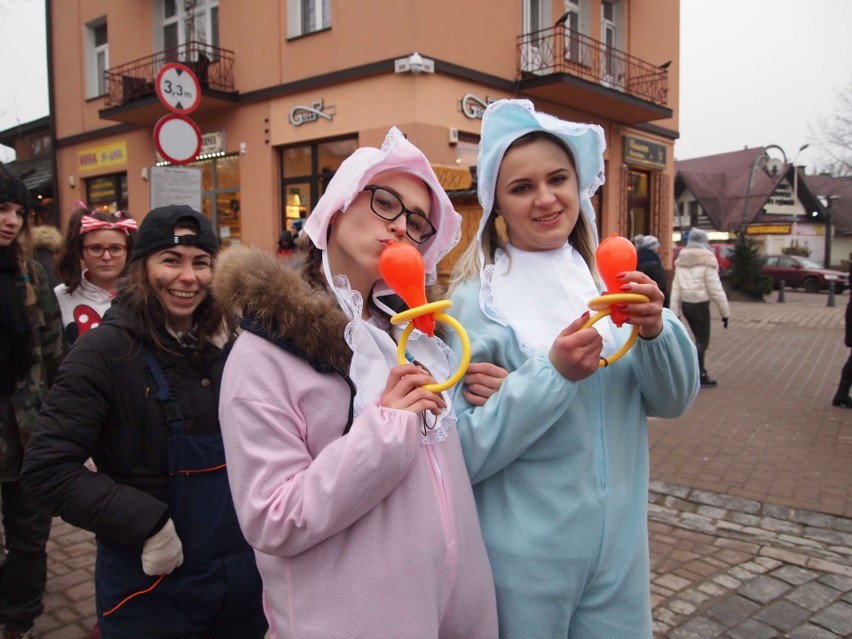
[{"xmin": 131, "ymin": 205, "xmax": 219, "ymax": 261}]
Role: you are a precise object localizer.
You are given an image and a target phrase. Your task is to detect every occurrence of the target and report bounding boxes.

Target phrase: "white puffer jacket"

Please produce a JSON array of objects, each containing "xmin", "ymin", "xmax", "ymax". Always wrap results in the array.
[{"xmin": 670, "ymin": 247, "xmax": 731, "ymax": 319}]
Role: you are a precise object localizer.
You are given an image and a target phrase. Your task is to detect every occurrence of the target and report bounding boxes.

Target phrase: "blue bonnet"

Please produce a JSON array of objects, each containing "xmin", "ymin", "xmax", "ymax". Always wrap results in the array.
[{"xmin": 476, "ymin": 99, "xmax": 606, "ymax": 244}]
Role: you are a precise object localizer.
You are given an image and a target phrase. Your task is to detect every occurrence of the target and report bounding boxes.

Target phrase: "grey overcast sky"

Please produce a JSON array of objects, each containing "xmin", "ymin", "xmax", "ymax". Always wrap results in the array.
[{"xmin": 1, "ymin": 0, "xmax": 851, "ymax": 170}]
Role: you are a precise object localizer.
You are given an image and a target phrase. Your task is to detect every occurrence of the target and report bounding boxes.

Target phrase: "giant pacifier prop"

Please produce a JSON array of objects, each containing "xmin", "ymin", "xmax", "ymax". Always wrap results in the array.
[
  {"xmin": 379, "ymin": 241, "xmax": 471, "ymax": 393},
  {"xmin": 582, "ymin": 234, "xmax": 650, "ymax": 367}
]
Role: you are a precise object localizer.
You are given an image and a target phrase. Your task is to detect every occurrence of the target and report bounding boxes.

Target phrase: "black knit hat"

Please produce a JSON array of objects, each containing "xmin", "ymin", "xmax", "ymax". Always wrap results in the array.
[
  {"xmin": 130, "ymin": 205, "xmax": 219, "ymax": 261},
  {"xmin": 0, "ymin": 164, "xmax": 30, "ymax": 212}
]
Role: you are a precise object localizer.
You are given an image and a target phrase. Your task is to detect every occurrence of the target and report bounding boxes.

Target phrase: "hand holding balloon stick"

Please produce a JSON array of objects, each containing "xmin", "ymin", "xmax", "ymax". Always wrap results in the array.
[
  {"xmin": 379, "ymin": 241, "xmax": 471, "ymax": 393},
  {"xmin": 582, "ymin": 234, "xmax": 650, "ymax": 367}
]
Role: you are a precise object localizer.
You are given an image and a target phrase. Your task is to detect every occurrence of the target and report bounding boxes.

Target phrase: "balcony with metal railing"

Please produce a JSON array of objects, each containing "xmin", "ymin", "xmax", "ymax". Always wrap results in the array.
[
  {"xmin": 100, "ymin": 41, "xmax": 237, "ymax": 125},
  {"xmin": 517, "ymin": 26, "xmax": 671, "ymax": 123}
]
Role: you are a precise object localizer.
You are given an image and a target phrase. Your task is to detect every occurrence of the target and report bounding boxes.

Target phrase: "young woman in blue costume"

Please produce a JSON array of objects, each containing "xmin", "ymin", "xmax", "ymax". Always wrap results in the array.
[{"xmin": 448, "ymin": 99, "xmax": 699, "ymax": 639}]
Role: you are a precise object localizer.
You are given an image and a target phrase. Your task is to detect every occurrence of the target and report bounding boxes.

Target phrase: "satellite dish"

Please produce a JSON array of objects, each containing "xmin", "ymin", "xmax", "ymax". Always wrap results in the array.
[{"xmin": 765, "ymin": 158, "xmax": 784, "ymax": 177}]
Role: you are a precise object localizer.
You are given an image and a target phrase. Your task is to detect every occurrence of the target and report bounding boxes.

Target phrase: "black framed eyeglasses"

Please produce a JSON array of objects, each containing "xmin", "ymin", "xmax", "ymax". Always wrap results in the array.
[
  {"xmin": 83, "ymin": 244, "xmax": 127, "ymax": 257},
  {"xmin": 363, "ymin": 185, "xmax": 437, "ymax": 245}
]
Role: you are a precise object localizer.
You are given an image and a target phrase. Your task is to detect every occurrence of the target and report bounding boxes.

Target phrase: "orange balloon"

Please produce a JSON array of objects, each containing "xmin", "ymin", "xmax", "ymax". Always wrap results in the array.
[
  {"xmin": 379, "ymin": 241, "xmax": 436, "ymax": 336},
  {"xmin": 596, "ymin": 234, "xmax": 637, "ymax": 295},
  {"xmin": 595, "ymin": 234, "xmax": 637, "ymax": 327}
]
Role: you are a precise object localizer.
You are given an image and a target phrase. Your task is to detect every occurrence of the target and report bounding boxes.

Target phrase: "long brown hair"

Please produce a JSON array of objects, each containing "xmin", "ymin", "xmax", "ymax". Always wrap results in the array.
[
  {"xmin": 118, "ymin": 248, "xmax": 235, "ymax": 354},
  {"xmin": 449, "ymin": 131, "xmax": 598, "ymax": 293},
  {"xmin": 56, "ymin": 208, "xmax": 136, "ymax": 293}
]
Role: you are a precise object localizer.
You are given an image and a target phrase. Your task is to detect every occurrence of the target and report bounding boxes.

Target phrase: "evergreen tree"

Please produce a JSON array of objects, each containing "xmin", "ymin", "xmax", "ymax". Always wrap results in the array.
[{"xmin": 728, "ymin": 233, "xmax": 773, "ymax": 299}]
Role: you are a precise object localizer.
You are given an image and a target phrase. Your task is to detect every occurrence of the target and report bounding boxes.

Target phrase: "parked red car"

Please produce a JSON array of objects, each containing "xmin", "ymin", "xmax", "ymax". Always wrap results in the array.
[
  {"xmin": 761, "ymin": 255, "xmax": 849, "ymax": 294},
  {"xmin": 673, "ymin": 243, "xmax": 735, "ymax": 276}
]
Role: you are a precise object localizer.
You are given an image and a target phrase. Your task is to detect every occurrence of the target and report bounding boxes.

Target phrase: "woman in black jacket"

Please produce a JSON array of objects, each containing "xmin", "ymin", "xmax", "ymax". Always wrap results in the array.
[
  {"xmin": 636, "ymin": 235, "xmax": 669, "ymax": 308},
  {"xmin": 21, "ymin": 205, "xmax": 266, "ymax": 639}
]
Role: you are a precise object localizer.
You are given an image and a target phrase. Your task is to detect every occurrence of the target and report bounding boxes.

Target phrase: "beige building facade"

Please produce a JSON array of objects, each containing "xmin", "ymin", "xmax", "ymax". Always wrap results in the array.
[{"xmin": 49, "ymin": 0, "xmax": 680, "ymax": 275}]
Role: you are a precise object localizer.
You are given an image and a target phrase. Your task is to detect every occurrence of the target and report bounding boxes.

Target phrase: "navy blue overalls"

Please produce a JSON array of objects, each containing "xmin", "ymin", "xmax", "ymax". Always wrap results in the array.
[{"xmin": 95, "ymin": 348, "xmax": 266, "ymax": 639}]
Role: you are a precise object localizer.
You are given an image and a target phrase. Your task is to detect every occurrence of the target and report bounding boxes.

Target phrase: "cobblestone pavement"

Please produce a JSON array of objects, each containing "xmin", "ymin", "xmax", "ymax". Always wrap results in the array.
[
  {"xmin": 649, "ymin": 482, "xmax": 852, "ymax": 639},
  {"xmin": 24, "ymin": 290, "xmax": 852, "ymax": 638}
]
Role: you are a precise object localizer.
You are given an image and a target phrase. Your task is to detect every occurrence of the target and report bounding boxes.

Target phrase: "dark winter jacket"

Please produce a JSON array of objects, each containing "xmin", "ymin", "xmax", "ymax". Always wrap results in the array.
[
  {"xmin": 636, "ymin": 246, "xmax": 669, "ymax": 308},
  {"xmin": 21, "ymin": 296, "xmax": 231, "ymax": 549},
  {"xmin": 0, "ymin": 259, "xmax": 65, "ymax": 480}
]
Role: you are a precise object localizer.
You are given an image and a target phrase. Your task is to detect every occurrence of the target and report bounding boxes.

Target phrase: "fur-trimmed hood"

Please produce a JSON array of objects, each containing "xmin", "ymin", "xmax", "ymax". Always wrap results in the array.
[
  {"xmin": 212, "ymin": 246, "xmax": 352, "ymax": 373},
  {"xmin": 31, "ymin": 225, "xmax": 63, "ymax": 252}
]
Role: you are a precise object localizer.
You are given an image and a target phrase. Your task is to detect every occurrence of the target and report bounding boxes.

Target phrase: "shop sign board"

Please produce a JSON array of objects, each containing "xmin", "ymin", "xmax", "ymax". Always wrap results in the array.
[
  {"xmin": 624, "ymin": 135, "xmax": 667, "ymax": 170},
  {"xmin": 78, "ymin": 141, "xmax": 128, "ymax": 172}
]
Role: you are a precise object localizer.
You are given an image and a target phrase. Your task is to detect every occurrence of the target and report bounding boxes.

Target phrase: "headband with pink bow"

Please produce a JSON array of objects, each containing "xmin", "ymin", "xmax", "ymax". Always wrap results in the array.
[{"xmin": 79, "ymin": 213, "xmax": 138, "ymax": 235}]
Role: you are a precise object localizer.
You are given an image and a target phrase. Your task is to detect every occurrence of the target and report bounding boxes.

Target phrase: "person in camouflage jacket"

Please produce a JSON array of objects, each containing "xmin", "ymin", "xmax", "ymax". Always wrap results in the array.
[{"xmin": 0, "ymin": 164, "xmax": 65, "ymax": 639}]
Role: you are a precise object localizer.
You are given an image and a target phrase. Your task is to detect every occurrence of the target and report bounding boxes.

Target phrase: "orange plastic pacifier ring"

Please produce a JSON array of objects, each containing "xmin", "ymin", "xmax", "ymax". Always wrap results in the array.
[
  {"xmin": 392, "ymin": 302, "xmax": 471, "ymax": 393},
  {"xmin": 583, "ymin": 293, "xmax": 650, "ymax": 367}
]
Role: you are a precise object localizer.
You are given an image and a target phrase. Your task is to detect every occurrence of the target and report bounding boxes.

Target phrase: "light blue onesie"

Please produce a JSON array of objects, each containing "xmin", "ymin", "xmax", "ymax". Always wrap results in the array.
[{"xmin": 449, "ymin": 277, "xmax": 699, "ymax": 639}]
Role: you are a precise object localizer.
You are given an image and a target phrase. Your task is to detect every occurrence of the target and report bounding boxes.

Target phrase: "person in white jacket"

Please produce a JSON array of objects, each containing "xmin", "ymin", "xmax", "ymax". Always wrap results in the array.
[{"xmin": 670, "ymin": 227, "xmax": 731, "ymax": 387}]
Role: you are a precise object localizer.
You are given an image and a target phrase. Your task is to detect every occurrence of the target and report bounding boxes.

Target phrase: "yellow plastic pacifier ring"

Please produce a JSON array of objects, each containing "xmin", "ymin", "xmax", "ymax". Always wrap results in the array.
[
  {"xmin": 390, "ymin": 300, "xmax": 452, "ymax": 326},
  {"xmin": 393, "ymin": 304, "xmax": 472, "ymax": 393},
  {"xmin": 582, "ymin": 293, "xmax": 650, "ymax": 368}
]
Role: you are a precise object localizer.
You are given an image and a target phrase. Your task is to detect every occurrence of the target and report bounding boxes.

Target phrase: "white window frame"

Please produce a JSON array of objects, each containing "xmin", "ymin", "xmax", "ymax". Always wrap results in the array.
[
  {"xmin": 287, "ymin": 0, "xmax": 332, "ymax": 39},
  {"xmin": 601, "ymin": 0, "xmax": 625, "ymax": 89},
  {"xmin": 85, "ymin": 18, "xmax": 108, "ymax": 99},
  {"xmin": 563, "ymin": 0, "xmax": 591, "ymax": 65},
  {"xmin": 155, "ymin": 0, "xmax": 219, "ymax": 51},
  {"xmin": 521, "ymin": 0, "xmax": 553, "ymax": 74}
]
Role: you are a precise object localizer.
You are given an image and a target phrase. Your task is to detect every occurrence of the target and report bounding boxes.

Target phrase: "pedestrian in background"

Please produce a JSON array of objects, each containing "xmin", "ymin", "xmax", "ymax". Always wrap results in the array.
[
  {"xmin": 54, "ymin": 206, "xmax": 137, "ymax": 345},
  {"xmin": 670, "ymin": 227, "xmax": 730, "ymax": 388},
  {"xmin": 636, "ymin": 234, "xmax": 669, "ymax": 308},
  {"xmin": 22, "ymin": 206, "xmax": 266, "ymax": 639},
  {"xmin": 214, "ymin": 127, "xmax": 497, "ymax": 638},
  {"xmin": 832, "ymin": 263, "xmax": 852, "ymax": 408},
  {"xmin": 30, "ymin": 224, "xmax": 62, "ymax": 290},
  {"xmin": 447, "ymin": 99, "xmax": 698, "ymax": 639},
  {"xmin": 276, "ymin": 229, "xmax": 295, "ymax": 258},
  {"xmin": 0, "ymin": 165, "xmax": 66, "ymax": 639}
]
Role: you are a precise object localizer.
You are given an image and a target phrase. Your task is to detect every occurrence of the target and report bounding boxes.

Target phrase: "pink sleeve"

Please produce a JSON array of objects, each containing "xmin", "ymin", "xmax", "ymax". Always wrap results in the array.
[{"xmin": 220, "ymin": 334, "xmax": 421, "ymax": 556}]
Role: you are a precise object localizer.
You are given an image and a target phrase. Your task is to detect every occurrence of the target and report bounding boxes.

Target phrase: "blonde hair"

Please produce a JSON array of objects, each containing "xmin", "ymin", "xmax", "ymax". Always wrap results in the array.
[{"xmin": 449, "ymin": 131, "xmax": 599, "ymax": 293}]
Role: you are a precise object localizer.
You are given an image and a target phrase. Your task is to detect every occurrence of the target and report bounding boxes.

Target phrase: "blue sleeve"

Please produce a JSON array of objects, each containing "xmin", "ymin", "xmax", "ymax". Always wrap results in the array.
[{"xmin": 630, "ymin": 308, "xmax": 700, "ymax": 417}]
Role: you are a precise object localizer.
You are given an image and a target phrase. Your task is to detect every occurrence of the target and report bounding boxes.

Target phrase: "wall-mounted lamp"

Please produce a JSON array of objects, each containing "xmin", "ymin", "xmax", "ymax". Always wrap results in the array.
[
  {"xmin": 394, "ymin": 52, "xmax": 435, "ymax": 75},
  {"xmin": 240, "ymin": 142, "xmax": 247, "ymax": 155},
  {"xmin": 141, "ymin": 167, "xmax": 149, "ymax": 181},
  {"xmin": 68, "ymin": 176, "xmax": 76, "ymax": 188}
]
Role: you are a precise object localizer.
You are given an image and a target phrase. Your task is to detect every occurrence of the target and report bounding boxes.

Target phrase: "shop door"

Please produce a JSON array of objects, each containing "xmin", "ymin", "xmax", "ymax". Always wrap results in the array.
[{"xmin": 627, "ymin": 169, "xmax": 650, "ymax": 239}]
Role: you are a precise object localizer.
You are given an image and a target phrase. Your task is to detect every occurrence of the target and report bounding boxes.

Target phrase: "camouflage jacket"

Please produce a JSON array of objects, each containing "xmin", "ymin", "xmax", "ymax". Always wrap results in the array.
[{"xmin": 0, "ymin": 260, "xmax": 66, "ymax": 480}]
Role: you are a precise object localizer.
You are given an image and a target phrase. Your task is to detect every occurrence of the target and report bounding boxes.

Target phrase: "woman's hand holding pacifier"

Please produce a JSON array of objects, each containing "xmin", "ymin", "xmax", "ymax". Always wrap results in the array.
[
  {"xmin": 548, "ymin": 313, "xmax": 603, "ymax": 381},
  {"xmin": 381, "ymin": 364, "xmax": 446, "ymax": 416},
  {"xmin": 615, "ymin": 271, "xmax": 665, "ymax": 339},
  {"xmin": 463, "ymin": 362, "xmax": 509, "ymax": 406}
]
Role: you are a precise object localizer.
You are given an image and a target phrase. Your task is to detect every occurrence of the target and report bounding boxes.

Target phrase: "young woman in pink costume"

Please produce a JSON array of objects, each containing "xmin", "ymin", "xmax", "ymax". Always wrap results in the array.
[{"xmin": 214, "ymin": 127, "xmax": 498, "ymax": 639}]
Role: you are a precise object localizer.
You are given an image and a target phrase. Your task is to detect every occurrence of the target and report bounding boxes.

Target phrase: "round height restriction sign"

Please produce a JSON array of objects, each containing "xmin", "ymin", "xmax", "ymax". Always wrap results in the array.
[
  {"xmin": 154, "ymin": 114, "xmax": 202, "ymax": 165},
  {"xmin": 155, "ymin": 62, "xmax": 201, "ymax": 114}
]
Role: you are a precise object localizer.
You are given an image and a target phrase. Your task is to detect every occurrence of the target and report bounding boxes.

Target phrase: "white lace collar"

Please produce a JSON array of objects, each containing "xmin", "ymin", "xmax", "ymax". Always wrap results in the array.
[{"xmin": 322, "ymin": 251, "xmax": 456, "ymax": 445}]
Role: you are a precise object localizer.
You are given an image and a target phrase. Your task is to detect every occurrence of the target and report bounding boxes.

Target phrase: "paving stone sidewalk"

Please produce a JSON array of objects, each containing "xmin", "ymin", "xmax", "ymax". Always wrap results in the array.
[{"xmin": 650, "ymin": 482, "xmax": 852, "ymax": 638}]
